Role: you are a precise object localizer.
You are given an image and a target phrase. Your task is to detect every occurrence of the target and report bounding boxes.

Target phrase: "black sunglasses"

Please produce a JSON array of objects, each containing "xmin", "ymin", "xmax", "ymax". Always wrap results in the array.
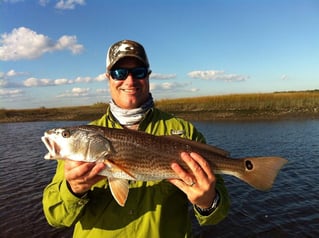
[{"xmin": 109, "ymin": 67, "xmax": 150, "ymax": 81}]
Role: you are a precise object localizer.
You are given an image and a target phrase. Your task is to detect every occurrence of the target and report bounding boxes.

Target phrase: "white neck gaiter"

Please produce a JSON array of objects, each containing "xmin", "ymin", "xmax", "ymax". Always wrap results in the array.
[{"xmin": 109, "ymin": 94, "xmax": 154, "ymax": 126}]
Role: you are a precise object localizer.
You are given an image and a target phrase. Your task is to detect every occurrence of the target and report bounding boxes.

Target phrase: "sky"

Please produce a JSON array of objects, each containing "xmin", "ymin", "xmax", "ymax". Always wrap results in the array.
[{"xmin": 1, "ymin": 0, "xmax": 318, "ymax": 109}]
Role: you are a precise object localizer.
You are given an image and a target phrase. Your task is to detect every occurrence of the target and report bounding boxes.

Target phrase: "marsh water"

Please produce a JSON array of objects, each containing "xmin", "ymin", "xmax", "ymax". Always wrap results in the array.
[{"xmin": 0, "ymin": 120, "xmax": 318, "ymax": 237}]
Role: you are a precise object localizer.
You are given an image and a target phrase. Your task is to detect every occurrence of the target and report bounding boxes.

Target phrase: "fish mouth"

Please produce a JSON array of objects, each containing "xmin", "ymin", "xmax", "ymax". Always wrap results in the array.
[{"xmin": 41, "ymin": 135, "xmax": 61, "ymax": 160}]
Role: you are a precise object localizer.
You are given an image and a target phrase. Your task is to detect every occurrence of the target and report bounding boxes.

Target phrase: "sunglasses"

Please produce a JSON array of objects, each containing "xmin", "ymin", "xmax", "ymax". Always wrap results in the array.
[{"xmin": 109, "ymin": 67, "xmax": 150, "ymax": 80}]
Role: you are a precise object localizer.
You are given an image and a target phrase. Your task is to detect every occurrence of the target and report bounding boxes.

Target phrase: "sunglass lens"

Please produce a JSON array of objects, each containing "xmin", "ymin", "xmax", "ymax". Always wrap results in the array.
[
  {"xmin": 110, "ymin": 67, "xmax": 148, "ymax": 80},
  {"xmin": 111, "ymin": 69, "xmax": 128, "ymax": 80},
  {"xmin": 132, "ymin": 68, "xmax": 147, "ymax": 79}
]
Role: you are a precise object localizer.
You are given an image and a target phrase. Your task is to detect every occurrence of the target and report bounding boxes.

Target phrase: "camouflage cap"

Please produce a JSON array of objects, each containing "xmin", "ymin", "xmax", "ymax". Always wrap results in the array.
[{"xmin": 106, "ymin": 40, "xmax": 150, "ymax": 71}]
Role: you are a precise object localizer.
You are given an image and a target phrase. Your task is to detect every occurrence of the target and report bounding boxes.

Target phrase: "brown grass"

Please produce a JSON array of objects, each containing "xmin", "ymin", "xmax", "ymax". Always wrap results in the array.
[
  {"xmin": 155, "ymin": 91, "xmax": 319, "ymax": 120},
  {"xmin": 156, "ymin": 91, "xmax": 319, "ymax": 111},
  {"xmin": 1, "ymin": 90, "xmax": 318, "ymax": 123}
]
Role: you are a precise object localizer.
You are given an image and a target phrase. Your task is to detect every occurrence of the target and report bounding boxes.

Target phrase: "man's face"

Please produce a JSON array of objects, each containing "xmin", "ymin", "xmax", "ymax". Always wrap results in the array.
[{"xmin": 106, "ymin": 57, "xmax": 150, "ymax": 109}]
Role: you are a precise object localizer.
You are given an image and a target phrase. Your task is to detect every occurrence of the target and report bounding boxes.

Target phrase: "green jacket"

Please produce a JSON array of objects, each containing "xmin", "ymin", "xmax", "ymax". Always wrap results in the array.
[{"xmin": 43, "ymin": 107, "xmax": 230, "ymax": 238}]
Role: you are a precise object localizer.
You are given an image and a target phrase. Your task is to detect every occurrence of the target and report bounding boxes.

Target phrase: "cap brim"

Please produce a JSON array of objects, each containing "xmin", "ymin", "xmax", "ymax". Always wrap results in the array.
[{"xmin": 108, "ymin": 55, "xmax": 148, "ymax": 70}]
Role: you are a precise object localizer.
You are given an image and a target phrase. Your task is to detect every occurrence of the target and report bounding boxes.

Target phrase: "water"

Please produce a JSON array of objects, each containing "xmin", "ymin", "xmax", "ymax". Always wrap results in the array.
[
  {"xmin": 0, "ymin": 120, "xmax": 318, "ymax": 238},
  {"xmin": 193, "ymin": 120, "xmax": 319, "ymax": 237}
]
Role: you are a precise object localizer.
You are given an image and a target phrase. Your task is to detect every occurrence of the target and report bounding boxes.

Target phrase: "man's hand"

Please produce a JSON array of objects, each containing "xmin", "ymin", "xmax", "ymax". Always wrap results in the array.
[
  {"xmin": 64, "ymin": 160, "xmax": 106, "ymax": 196},
  {"xmin": 168, "ymin": 152, "xmax": 217, "ymax": 209}
]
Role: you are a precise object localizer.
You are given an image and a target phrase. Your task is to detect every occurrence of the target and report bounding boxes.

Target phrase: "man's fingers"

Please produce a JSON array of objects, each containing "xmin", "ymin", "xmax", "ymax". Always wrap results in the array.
[
  {"xmin": 64, "ymin": 161, "xmax": 106, "ymax": 195},
  {"xmin": 171, "ymin": 162, "xmax": 194, "ymax": 186},
  {"xmin": 188, "ymin": 152, "xmax": 215, "ymax": 180},
  {"xmin": 179, "ymin": 152, "xmax": 208, "ymax": 184},
  {"xmin": 84, "ymin": 163, "xmax": 106, "ymax": 181},
  {"xmin": 65, "ymin": 161, "xmax": 95, "ymax": 180}
]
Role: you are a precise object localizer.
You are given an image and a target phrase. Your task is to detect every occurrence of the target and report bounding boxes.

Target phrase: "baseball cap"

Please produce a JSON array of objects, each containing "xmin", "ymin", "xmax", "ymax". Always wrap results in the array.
[{"xmin": 106, "ymin": 40, "xmax": 150, "ymax": 71}]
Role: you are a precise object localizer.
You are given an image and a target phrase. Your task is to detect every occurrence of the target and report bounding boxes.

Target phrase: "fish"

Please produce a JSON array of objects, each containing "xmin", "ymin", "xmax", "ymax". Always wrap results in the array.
[{"xmin": 41, "ymin": 125, "xmax": 288, "ymax": 206}]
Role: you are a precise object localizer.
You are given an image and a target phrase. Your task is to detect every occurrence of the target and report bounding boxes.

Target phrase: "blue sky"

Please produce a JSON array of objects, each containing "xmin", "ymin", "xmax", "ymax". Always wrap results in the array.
[{"xmin": 1, "ymin": 0, "xmax": 318, "ymax": 109}]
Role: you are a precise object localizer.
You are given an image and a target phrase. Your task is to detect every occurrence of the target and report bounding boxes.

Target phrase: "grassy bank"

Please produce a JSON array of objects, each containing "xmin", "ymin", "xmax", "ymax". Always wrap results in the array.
[
  {"xmin": 0, "ymin": 103, "xmax": 107, "ymax": 123},
  {"xmin": 156, "ymin": 90, "xmax": 319, "ymax": 121},
  {"xmin": 1, "ymin": 91, "xmax": 318, "ymax": 123}
]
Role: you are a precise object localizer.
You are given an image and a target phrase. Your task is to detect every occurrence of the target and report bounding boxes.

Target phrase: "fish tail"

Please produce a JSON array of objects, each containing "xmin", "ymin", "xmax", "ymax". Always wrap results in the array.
[{"xmin": 237, "ymin": 157, "xmax": 288, "ymax": 191}]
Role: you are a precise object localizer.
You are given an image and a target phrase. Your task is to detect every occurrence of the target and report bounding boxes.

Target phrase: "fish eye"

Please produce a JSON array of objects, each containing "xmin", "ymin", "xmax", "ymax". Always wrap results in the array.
[{"xmin": 61, "ymin": 130, "xmax": 70, "ymax": 138}]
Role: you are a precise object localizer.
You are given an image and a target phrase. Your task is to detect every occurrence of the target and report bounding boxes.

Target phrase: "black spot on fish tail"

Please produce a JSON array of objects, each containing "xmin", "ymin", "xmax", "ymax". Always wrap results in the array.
[{"xmin": 245, "ymin": 160, "xmax": 253, "ymax": 170}]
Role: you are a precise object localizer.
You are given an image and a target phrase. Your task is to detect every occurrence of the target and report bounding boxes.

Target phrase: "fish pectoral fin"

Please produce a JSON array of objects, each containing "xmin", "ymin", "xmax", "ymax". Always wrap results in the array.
[
  {"xmin": 108, "ymin": 178, "xmax": 129, "ymax": 207},
  {"xmin": 103, "ymin": 160, "xmax": 136, "ymax": 180}
]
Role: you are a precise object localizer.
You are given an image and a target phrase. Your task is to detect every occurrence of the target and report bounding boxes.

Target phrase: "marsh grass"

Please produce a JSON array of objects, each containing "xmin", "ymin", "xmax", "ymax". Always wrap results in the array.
[
  {"xmin": 155, "ymin": 91, "xmax": 319, "ymax": 120},
  {"xmin": 1, "ymin": 91, "xmax": 318, "ymax": 122},
  {"xmin": 0, "ymin": 105, "xmax": 107, "ymax": 122},
  {"xmin": 156, "ymin": 91, "xmax": 319, "ymax": 112}
]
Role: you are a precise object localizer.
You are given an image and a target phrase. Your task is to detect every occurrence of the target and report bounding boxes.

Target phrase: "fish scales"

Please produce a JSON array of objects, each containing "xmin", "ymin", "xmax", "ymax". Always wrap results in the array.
[{"xmin": 100, "ymin": 126, "xmax": 243, "ymax": 178}]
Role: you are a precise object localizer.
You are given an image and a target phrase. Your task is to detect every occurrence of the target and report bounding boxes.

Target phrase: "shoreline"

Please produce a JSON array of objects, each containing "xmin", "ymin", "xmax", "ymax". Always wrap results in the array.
[
  {"xmin": 1, "ymin": 91, "xmax": 318, "ymax": 123},
  {"xmin": 169, "ymin": 110, "xmax": 319, "ymax": 122},
  {"xmin": 0, "ymin": 108, "xmax": 317, "ymax": 123}
]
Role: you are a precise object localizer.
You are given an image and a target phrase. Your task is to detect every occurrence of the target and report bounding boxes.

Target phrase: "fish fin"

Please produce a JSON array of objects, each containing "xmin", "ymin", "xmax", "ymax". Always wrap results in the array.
[
  {"xmin": 108, "ymin": 178, "xmax": 129, "ymax": 207},
  {"xmin": 103, "ymin": 160, "xmax": 136, "ymax": 180},
  {"xmin": 97, "ymin": 168, "xmax": 109, "ymax": 177},
  {"xmin": 228, "ymin": 157, "xmax": 288, "ymax": 191}
]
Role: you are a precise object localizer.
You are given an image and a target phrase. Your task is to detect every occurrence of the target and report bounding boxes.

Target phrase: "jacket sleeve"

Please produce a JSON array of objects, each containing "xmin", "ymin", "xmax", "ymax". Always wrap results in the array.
[
  {"xmin": 42, "ymin": 160, "xmax": 89, "ymax": 228},
  {"xmin": 194, "ymin": 174, "xmax": 230, "ymax": 225}
]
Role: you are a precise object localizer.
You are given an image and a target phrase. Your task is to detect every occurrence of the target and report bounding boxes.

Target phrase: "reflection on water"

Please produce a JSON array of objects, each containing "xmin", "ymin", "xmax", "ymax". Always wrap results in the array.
[{"xmin": 0, "ymin": 120, "xmax": 318, "ymax": 237}]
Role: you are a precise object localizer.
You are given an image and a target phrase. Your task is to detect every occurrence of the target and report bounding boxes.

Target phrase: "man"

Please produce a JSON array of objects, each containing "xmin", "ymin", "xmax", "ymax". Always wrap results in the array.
[{"xmin": 43, "ymin": 40, "xmax": 230, "ymax": 237}]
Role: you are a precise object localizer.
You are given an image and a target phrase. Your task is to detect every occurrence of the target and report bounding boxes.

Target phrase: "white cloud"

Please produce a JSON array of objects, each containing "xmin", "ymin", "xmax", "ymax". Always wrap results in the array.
[
  {"xmin": 2, "ymin": 0, "xmax": 85, "ymax": 9},
  {"xmin": 74, "ymin": 76, "xmax": 94, "ymax": 83},
  {"xmin": 54, "ymin": 78, "xmax": 71, "ymax": 85},
  {"xmin": 0, "ymin": 70, "xmax": 29, "ymax": 88},
  {"xmin": 150, "ymin": 81, "xmax": 200, "ymax": 98},
  {"xmin": 2, "ymin": 0, "xmax": 24, "ymax": 3},
  {"xmin": 6, "ymin": 69, "xmax": 18, "ymax": 77},
  {"xmin": 188, "ymin": 70, "xmax": 248, "ymax": 82},
  {"xmin": 161, "ymin": 82, "xmax": 175, "ymax": 90},
  {"xmin": 22, "ymin": 73, "xmax": 105, "ymax": 88},
  {"xmin": 23, "ymin": 77, "xmax": 52, "ymax": 87},
  {"xmin": 281, "ymin": 74, "xmax": 288, "ymax": 80},
  {"xmin": 57, "ymin": 87, "xmax": 90, "ymax": 98},
  {"xmin": 38, "ymin": 0, "xmax": 50, "ymax": 6},
  {"xmin": 0, "ymin": 27, "xmax": 84, "ymax": 61},
  {"xmin": 150, "ymin": 73, "xmax": 176, "ymax": 80},
  {"xmin": 0, "ymin": 69, "xmax": 28, "ymax": 78},
  {"xmin": 5, "ymin": 69, "xmax": 28, "ymax": 77},
  {"xmin": 95, "ymin": 73, "xmax": 106, "ymax": 82},
  {"xmin": 55, "ymin": 0, "xmax": 85, "ymax": 10},
  {"xmin": 0, "ymin": 88, "xmax": 24, "ymax": 97},
  {"xmin": 189, "ymin": 88, "xmax": 199, "ymax": 92},
  {"xmin": 150, "ymin": 82, "xmax": 190, "ymax": 92},
  {"xmin": 96, "ymin": 88, "xmax": 108, "ymax": 94},
  {"xmin": 55, "ymin": 35, "xmax": 84, "ymax": 54},
  {"xmin": 76, "ymin": 74, "xmax": 106, "ymax": 82},
  {"xmin": 0, "ymin": 79, "xmax": 8, "ymax": 87},
  {"xmin": 72, "ymin": 87, "xmax": 89, "ymax": 94}
]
